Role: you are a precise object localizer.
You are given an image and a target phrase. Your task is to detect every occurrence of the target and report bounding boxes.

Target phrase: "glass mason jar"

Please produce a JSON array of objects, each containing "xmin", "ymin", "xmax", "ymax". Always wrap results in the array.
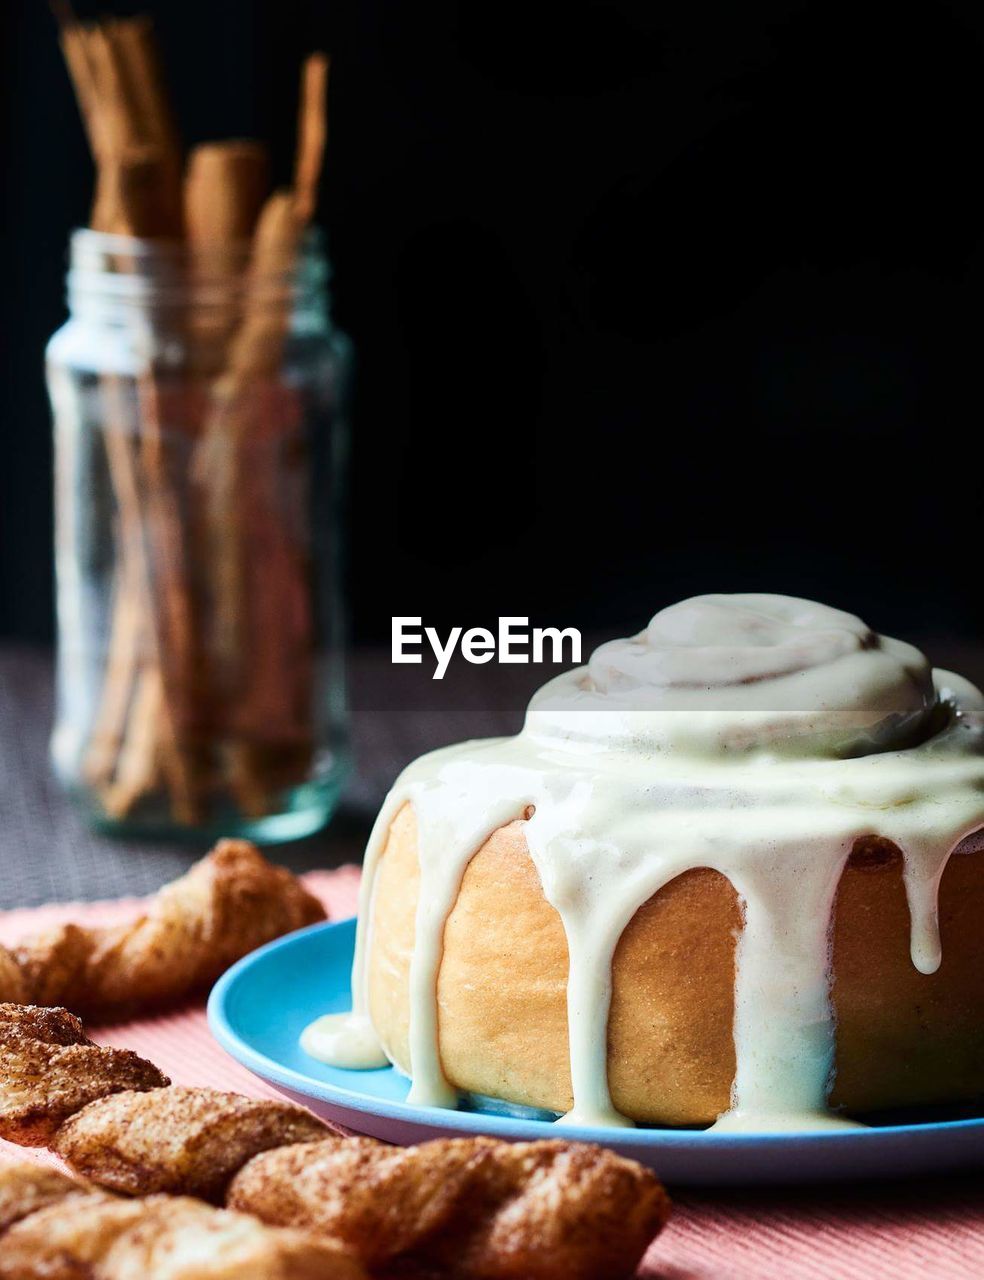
[{"xmin": 46, "ymin": 229, "xmax": 351, "ymax": 842}]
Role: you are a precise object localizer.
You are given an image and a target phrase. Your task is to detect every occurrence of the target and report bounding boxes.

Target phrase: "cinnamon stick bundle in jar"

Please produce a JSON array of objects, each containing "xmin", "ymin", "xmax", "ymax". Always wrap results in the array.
[{"xmin": 48, "ymin": 6, "xmax": 345, "ymax": 836}]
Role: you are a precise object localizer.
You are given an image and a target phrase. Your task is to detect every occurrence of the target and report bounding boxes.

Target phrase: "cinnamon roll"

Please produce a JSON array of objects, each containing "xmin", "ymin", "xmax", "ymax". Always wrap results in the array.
[{"xmin": 304, "ymin": 595, "xmax": 984, "ymax": 1130}]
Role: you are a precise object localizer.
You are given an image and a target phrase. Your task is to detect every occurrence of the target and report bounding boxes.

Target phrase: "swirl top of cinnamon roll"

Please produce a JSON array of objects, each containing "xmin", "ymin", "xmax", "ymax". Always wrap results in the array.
[{"xmin": 529, "ymin": 594, "xmax": 939, "ymax": 757}]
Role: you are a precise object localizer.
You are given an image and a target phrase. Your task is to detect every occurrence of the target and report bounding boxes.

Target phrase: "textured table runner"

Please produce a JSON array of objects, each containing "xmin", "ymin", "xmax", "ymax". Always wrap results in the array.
[{"xmin": 2, "ymin": 868, "xmax": 983, "ymax": 1278}]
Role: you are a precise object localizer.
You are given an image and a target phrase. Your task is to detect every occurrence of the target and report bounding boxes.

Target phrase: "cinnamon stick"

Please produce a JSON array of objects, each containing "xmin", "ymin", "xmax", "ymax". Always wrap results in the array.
[
  {"xmin": 98, "ymin": 145, "xmax": 184, "ymax": 240},
  {"xmin": 81, "ymin": 538, "xmax": 143, "ymax": 788},
  {"xmin": 184, "ymin": 141, "xmax": 270, "ymax": 373},
  {"xmin": 56, "ymin": 8, "xmax": 202, "ymax": 821},
  {"xmin": 223, "ymin": 191, "xmax": 304, "ymax": 381},
  {"xmin": 83, "ymin": 20, "xmax": 183, "ymax": 236},
  {"xmin": 185, "ymin": 141, "xmax": 270, "ymax": 247},
  {"xmin": 293, "ymin": 53, "xmax": 330, "ymax": 225},
  {"xmin": 101, "ymin": 663, "xmax": 163, "ymax": 819},
  {"xmin": 61, "ymin": 24, "xmax": 159, "ymax": 804},
  {"xmin": 105, "ymin": 16, "xmax": 180, "ymax": 158},
  {"xmin": 206, "ymin": 54, "xmax": 331, "ymax": 811},
  {"xmin": 192, "ymin": 191, "xmax": 307, "ymax": 815},
  {"xmin": 96, "ymin": 374, "xmax": 202, "ymax": 824},
  {"xmin": 56, "ymin": 11, "xmax": 102, "ymax": 152}
]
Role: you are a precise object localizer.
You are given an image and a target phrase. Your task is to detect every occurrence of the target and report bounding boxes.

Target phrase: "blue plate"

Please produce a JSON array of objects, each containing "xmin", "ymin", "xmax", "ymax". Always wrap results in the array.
[{"xmin": 208, "ymin": 918, "xmax": 984, "ymax": 1185}]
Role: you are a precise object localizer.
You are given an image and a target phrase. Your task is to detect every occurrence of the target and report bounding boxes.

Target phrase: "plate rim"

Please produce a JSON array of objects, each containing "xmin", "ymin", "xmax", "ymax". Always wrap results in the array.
[{"xmin": 207, "ymin": 917, "xmax": 984, "ymax": 1149}]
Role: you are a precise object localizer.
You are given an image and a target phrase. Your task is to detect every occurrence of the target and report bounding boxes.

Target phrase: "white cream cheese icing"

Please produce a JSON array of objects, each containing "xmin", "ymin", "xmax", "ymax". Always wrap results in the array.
[
  {"xmin": 303, "ymin": 594, "xmax": 984, "ymax": 1131},
  {"xmin": 299, "ymin": 1013, "xmax": 389, "ymax": 1070}
]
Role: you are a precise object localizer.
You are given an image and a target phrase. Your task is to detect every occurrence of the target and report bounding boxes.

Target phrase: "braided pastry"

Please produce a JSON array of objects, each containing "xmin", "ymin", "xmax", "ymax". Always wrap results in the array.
[
  {"xmin": 53, "ymin": 1086, "xmax": 334, "ymax": 1202},
  {"xmin": 229, "ymin": 1135, "xmax": 668, "ymax": 1280},
  {"xmin": 3, "ymin": 841, "xmax": 325, "ymax": 1021},
  {"xmin": 0, "ymin": 1164, "xmax": 94, "ymax": 1234},
  {"xmin": 0, "ymin": 1163, "xmax": 365, "ymax": 1279},
  {"xmin": 0, "ymin": 1004, "xmax": 669, "ymax": 1278},
  {"xmin": 0, "ymin": 1005, "xmax": 168, "ymax": 1145}
]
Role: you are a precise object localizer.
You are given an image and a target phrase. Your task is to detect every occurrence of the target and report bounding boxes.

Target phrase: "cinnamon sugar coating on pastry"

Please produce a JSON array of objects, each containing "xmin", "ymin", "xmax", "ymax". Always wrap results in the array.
[
  {"xmin": 0, "ymin": 1183, "xmax": 365, "ymax": 1280},
  {"xmin": 54, "ymin": 1086, "xmax": 336, "ymax": 1202},
  {"xmin": 229, "ymin": 1136, "xmax": 670, "ymax": 1279},
  {"xmin": 10, "ymin": 840, "xmax": 326, "ymax": 1020},
  {"xmin": 0, "ymin": 1163, "xmax": 100, "ymax": 1234},
  {"xmin": 0, "ymin": 1004, "xmax": 168, "ymax": 1145},
  {"xmin": 230, "ymin": 1136, "xmax": 490, "ymax": 1267},
  {"xmin": 0, "ymin": 1004, "xmax": 669, "ymax": 1278},
  {"xmin": 441, "ymin": 1138, "xmax": 669, "ymax": 1280}
]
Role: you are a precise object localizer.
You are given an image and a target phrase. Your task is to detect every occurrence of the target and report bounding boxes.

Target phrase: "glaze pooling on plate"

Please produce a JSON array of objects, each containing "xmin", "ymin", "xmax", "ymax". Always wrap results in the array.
[{"xmin": 304, "ymin": 594, "xmax": 984, "ymax": 1132}]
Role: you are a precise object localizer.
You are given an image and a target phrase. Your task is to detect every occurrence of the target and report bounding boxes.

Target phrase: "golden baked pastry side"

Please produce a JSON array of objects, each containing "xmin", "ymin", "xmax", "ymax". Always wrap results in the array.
[{"xmin": 367, "ymin": 804, "xmax": 984, "ymax": 1125}]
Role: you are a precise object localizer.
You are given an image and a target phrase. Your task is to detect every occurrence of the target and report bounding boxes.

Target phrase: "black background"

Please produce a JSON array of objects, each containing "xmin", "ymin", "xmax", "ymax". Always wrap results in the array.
[{"xmin": 2, "ymin": 0, "xmax": 983, "ymax": 649}]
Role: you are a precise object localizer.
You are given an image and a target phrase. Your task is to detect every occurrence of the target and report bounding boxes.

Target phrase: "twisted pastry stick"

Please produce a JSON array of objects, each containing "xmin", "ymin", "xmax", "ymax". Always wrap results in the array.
[
  {"xmin": 0, "ymin": 1005, "xmax": 669, "ymax": 1279},
  {"xmin": 0, "ymin": 1163, "xmax": 95, "ymax": 1234},
  {"xmin": 229, "ymin": 1135, "xmax": 668, "ymax": 1280},
  {"xmin": 0, "ymin": 841, "xmax": 325, "ymax": 1020},
  {"xmin": 0, "ymin": 1005, "xmax": 168, "ymax": 1145},
  {"xmin": 0, "ymin": 1163, "xmax": 364, "ymax": 1279},
  {"xmin": 54, "ymin": 1086, "xmax": 332, "ymax": 1203}
]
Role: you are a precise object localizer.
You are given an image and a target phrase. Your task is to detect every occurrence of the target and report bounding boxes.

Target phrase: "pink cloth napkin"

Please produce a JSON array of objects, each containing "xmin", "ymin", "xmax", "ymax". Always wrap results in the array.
[{"xmin": 2, "ymin": 868, "xmax": 982, "ymax": 1278}]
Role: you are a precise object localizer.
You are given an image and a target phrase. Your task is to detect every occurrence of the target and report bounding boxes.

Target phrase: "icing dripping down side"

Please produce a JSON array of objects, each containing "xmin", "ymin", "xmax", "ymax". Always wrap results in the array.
[{"xmin": 302, "ymin": 595, "xmax": 984, "ymax": 1132}]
